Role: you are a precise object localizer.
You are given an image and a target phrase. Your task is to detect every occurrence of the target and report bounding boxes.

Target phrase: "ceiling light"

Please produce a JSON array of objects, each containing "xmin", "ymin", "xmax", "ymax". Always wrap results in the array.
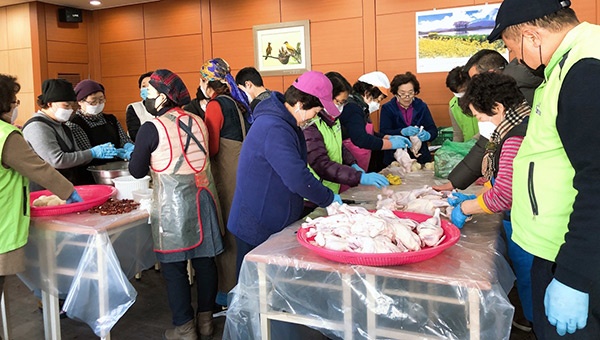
[{"xmin": 90, "ymin": 1, "xmax": 102, "ymax": 5}]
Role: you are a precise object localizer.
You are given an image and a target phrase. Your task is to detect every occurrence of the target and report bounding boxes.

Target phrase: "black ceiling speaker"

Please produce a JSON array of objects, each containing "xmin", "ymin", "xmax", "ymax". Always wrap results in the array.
[{"xmin": 58, "ymin": 7, "xmax": 83, "ymax": 23}]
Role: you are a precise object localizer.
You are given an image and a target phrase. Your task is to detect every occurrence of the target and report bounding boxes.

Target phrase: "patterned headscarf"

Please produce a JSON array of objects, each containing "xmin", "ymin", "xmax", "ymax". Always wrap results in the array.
[
  {"xmin": 200, "ymin": 58, "xmax": 252, "ymax": 121},
  {"xmin": 149, "ymin": 69, "xmax": 191, "ymax": 107}
]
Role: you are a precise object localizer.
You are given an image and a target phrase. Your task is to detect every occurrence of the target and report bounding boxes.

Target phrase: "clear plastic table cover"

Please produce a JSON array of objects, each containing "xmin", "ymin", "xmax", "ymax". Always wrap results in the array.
[
  {"xmin": 18, "ymin": 208, "xmax": 156, "ymax": 337},
  {"xmin": 224, "ymin": 170, "xmax": 516, "ymax": 340}
]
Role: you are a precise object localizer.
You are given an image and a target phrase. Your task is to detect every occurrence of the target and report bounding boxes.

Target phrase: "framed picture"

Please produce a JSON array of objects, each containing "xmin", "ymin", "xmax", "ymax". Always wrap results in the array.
[{"xmin": 253, "ymin": 20, "xmax": 311, "ymax": 76}]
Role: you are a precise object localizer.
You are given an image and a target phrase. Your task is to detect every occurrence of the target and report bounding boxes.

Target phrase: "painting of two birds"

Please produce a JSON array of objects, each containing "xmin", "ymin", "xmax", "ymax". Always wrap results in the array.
[{"xmin": 253, "ymin": 20, "xmax": 311, "ymax": 76}]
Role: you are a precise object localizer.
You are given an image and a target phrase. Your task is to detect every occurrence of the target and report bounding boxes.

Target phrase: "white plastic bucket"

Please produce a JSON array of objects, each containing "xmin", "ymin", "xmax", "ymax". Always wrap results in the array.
[{"xmin": 112, "ymin": 175, "xmax": 150, "ymax": 200}]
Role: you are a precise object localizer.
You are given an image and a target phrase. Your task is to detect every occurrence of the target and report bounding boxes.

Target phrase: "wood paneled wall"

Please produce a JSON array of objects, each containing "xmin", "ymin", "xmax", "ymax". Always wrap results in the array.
[
  {"xmin": 0, "ymin": 3, "xmax": 34, "ymax": 126},
  {"xmin": 8, "ymin": 0, "xmax": 599, "ymax": 129}
]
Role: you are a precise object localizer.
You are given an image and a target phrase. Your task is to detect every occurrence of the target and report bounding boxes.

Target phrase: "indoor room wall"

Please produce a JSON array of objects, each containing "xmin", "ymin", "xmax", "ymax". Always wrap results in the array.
[{"xmin": 2, "ymin": 0, "xmax": 598, "ymax": 129}]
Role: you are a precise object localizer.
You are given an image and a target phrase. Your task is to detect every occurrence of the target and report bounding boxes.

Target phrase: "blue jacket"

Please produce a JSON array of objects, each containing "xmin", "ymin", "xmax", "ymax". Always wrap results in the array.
[
  {"xmin": 380, "ymin": 97, "xmax": 438, "ymax": 165},
  {"xmin": 227, "ymin": 92, "xmax": 335, "ymax": 246}
]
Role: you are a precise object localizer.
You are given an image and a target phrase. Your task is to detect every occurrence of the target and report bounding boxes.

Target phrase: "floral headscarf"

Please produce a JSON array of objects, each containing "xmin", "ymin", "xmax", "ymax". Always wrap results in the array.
[{"xmin": 200, "ymin": 58, "xmax": 252, "ymax": 121}]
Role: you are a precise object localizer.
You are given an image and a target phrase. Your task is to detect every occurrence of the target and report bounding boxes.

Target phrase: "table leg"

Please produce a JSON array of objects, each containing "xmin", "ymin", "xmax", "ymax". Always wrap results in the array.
[
  {"xmin": 257, "ymin": 262, "xmax": 271, "ymax": 340},
  {"xmin": 96, "ymin": 235, "xmax": 111, "ymax": 340},
  {"xmin": 342, "ymin": 273, "xmax": 353, "ymax": 340},
  {"xmin": 1, "ymin": 290, "xmax": 10, "ymax": 340},
  {"xmin": 42, "ymin": 290, "xmax": 61, "ymax": 340},
  {"xmin": 366, "ymin": 274, "xmax": 376, "ymax": 338},
  {"xmin": 468, "ymin": 287, "xmax": 480, "ymax": 340}
]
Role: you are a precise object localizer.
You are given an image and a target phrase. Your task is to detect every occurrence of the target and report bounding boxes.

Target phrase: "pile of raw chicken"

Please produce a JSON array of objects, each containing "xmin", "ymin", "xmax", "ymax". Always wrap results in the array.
[
  {"xmin": 301, "ymin": 204, "xmax": 445, "ymax": 254},
  {"xmin": 376, "ymin": 185, "xmax": 454, "ymax": 216}
]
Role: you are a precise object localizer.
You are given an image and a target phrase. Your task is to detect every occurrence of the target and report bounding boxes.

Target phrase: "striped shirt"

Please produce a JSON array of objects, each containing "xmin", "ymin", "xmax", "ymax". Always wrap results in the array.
[{"xmin": 482, "ymin": 136, "xmax": 524, "ymax": 212}]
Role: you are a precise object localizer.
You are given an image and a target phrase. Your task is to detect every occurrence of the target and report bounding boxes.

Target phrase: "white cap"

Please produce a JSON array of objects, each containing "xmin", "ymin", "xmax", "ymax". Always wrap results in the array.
[{"xmin": 358, "ymin": 71, "xmax": 390, "ymax": 89}]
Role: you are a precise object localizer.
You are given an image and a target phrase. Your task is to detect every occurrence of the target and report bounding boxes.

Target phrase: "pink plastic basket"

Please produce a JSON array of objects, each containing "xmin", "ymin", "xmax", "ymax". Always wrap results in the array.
[
  {"xmin": 30, "ymin": 185, "xmax": 117, "ymax": 217},
  {"xmin": 297, "ymin": 211, "xmax": 460, "ymax": 266}
]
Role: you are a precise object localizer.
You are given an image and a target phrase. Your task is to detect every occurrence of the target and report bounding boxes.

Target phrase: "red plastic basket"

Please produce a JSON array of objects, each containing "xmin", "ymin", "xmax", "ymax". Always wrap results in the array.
[
  {"xmin": 297, "ymin": 211, "xmax": 460, "ymax": 266},
  {"xmin": 30, "ymin": 185, "xmax": 117, "ymax": 217}
]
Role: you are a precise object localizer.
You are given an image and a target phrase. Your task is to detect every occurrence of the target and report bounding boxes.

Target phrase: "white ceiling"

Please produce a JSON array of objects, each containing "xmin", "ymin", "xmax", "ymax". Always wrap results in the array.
[{"xmin": 0, "ymin": 0, "xmax": 159, "ymax": 10}]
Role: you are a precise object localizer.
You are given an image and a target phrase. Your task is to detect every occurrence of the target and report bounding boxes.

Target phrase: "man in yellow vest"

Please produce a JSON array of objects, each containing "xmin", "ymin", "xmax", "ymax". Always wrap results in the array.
[{"xmin": 489, "ymin": 0, "xmax": 600, "ymax": 338}]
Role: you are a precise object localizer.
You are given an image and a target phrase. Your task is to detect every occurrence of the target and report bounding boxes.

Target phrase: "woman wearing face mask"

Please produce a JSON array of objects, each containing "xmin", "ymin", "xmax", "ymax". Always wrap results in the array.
[
  {"xmin": 128, "ymin": 69, "xmax": 223, "ymax": 340},
  {"xmin": 303, "ymin": 72, "xmax": 389, "ymax": 212},
  {"xmin": 448, "ymin": 72, "xmax": 534, "ymax": 326},
  {"xmin": 0, "ymin": 75, "xmax": 83, "ymax": 310},
  {"xmin": 22, "ymin": 79, "xmax": 117, "ymax": 189},
  {"xmin": 380, "ymin": 72, "xmax": 438, "ymax": 166},
  {"xmin": 228, "ymin": 71, "xmax": 342, "ymax": 279},
  {"xmin": 446, "ymin": 66, "xmax": 479, "ymax": 142},
  {"xmin": 125, "ymin": 71, "xmax": 154, "ymax": 142},
  {"xmin": 68, "ymin": 79, "xmax": 133, "ymax": 163},
  {"xmin": 197, "ymin": 58, "xmax": 252, "ymax": 304},
  {"xmin": 338, "ymin": 71, "xmax": 411, "ymax": 172}
]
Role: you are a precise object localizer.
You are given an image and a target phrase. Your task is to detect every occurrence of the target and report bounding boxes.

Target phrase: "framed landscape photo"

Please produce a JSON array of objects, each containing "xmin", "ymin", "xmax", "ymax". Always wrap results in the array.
[{"xmin": 253, "ymin": 20, "xmax": 311, "ymax": 76}]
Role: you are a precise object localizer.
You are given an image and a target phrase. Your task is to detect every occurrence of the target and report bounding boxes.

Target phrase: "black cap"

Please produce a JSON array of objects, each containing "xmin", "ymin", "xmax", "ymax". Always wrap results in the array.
[
  {"xmin": 487, "ymin": 0, "xmax": 571, "ymax": 42},
  {"xmin": 37, "ymin": 79, "xmax": 77, "ymax": 104}
]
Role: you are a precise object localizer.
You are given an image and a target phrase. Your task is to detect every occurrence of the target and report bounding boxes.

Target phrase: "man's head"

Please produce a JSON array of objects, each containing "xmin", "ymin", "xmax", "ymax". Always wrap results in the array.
[
  {"xmin": 464, "ymin": 49, "xmax": 508, "ymax": 77},
  {"xmin": 488, "ymin": 0, "xmax": 578, "ymax": 72},
  {"xmin": 235, "ymin": 67, "xmax": 265, "ymax": 100}
]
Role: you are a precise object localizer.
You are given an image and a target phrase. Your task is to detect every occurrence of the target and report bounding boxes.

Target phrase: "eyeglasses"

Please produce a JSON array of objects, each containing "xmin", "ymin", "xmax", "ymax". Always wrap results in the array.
[
  {"xmin": 333, "ymin": 98, "xmax": 348, "ymax": 106},
  {"xmin": 85, "ymin": 98, "xmax": 106, "ymax": 106},
  {"xmin": 11, "ymin": 99, "xmax": 20, "ymax": 106},
  {"xmin": 396, "ymin": 91, "xmax": 415, "ymax": 99}
]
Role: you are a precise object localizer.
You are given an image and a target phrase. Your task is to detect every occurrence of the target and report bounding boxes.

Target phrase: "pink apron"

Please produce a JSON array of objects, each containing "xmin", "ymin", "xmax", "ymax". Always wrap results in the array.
[{"xmin": 340, "ymin": 123, "xmax": 374, "ymax": 193}]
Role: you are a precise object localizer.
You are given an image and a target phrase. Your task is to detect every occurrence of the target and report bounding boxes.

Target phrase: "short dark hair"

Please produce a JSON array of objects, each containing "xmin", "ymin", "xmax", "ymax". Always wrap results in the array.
[
  {"xmin": 0, "ymin": 74, "xmax": 20, "ymax": 114},
  {"xmin": 464, "ymin": 49, "xmax": 507, "ymax": 75},
  {"xmin": 284, "ymin": 85, "xmax": 322, "ymax": 110},
  {"xmin": 235, "ymin": 67, "xmax": 264, "ymax": 87},
  {"xmin": 390, "ymin": 72, "xmax": 420, "ymax": 95},
  {"xmin": 325, "ymin": 72, "xmax": 352, "ymax": 98},
  {"xmin": 138, "ymin": 71, "xmax": 153, "ymax": 88},
  {"xmin": 446, "ymin": 66, "xmax": 469, "ymax": 93},
  {"xmin": 459, "ymin": 72, "xmax": 525, "ymax": 116}
]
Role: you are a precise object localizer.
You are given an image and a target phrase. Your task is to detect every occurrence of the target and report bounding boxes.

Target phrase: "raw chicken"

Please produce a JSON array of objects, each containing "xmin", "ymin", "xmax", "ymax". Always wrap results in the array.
[
  {"xmin": 409, "ymin": 126, "xmax": 424, "ymax": 158},
  {"xmin": 417, "ymin": 208, "xmax": 445, "ymax": 247}
]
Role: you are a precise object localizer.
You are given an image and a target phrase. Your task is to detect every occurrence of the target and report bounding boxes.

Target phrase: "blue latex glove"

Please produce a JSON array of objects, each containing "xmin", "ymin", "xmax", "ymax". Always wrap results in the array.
[
  {"xmin": 360, "ymin": 173, "xmax": 390, "ymax": 189},
  {"xmin": 451, "ymin": 203, "xmax": 471, "ymax": 229},
  {"xmin": 545, "ymin": 278, "xmax": 589, "ymax": 336},
  {"xmin": 447, "ymin": 192, "xmax": 477, "ymax": 207},
  {"xmin": 66, "ymin": 190, "xmax": 83, "ymax": 204},
  {"xmin": 332, "ymin": 194, "xmax": 343, "ymax": 205},
  {"xmin": 116, "ymin": 148, "xmax": 133, "ymax": 160},
  {"xmin": 401, "ymin": 126, "xmax": 420, "ymax": 136},
  {"xmin": 90, "ymin": 143, "xmax": 117, "ymax": 159},
  {"xmin": 417, "ymin": 129, "xmax": 431, "ymax": 141},
  {"xmin": 123, "ymin": 142, "xmax": 134, "ymax": 152},
  {"xmin": 351, "ymin": 164, "xmax": 365, "ymax": 173},
  {"xmin": 389, "ymin": 135, "xmax": 412, "ymax": 149}
]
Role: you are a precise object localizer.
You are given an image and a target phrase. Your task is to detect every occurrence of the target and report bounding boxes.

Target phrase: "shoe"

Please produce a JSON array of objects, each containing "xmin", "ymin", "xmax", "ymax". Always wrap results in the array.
[
  {"xmin": 512, "ymin": 320, "xmax": 532, "ymax": 332},
  {"xmin": 163, "ymin": 319, "xmax": 198, "ymax": 340},
  {"xmin": 37, "ymin": 299, "xmax": 68, "ymax": 319},
  {"xmin": 196, "ymin": 311, "xmax": 214, "ymax": 340}
]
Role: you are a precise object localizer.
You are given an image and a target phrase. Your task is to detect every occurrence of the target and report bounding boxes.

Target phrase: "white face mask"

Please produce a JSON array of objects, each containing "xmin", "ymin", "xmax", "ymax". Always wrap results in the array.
[
  {"xmin": 453, "ymin": 92, "xmax": 465, "ymax": 98},
  {"xmin": 335, "ymin": 103, "xmax": 345, "ymax": 113},
  {"xmin": 10, "ymin": 106, "xmax": 18, "ymax": 124},
  {"xmin": 368, "ymin": 101, "xmax": 380, "ymax": 113},
  {"xmin": 85, "ymin": 102, "xmax": 104, "ymax": 115},
  {"xmin": 478, "ymin": 121, "xmax": 497, "ymax": 139},
  {"xmin": 200, "ymin": 102, "xmax": 207, "ymax": 112},
  {"xmin": 52, "ymin": 105, "xmax": 73, "ymax": 122},
  {"xmin": 243, "ymin": 90, "xmax": 253, "ymax": 103},
  {"xmin": 295, "ymin": 105, "xmax": 317, "ymax": 130},
  {"xmin": 200, "ymin": 84, "xmax": 209, "ymax": 98}
]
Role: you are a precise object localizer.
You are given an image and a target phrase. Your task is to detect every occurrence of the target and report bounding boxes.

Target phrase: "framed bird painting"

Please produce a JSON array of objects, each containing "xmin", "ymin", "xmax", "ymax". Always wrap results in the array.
[{"xmin": 253, "ymin": 20, "xmax": 311, "ymax": 76}]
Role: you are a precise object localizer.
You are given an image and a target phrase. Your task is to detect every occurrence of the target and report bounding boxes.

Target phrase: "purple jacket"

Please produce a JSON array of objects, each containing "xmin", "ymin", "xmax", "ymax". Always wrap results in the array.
[{"xmin": 303, "ymin": 112, "xmax": 361, "ymax": 189}]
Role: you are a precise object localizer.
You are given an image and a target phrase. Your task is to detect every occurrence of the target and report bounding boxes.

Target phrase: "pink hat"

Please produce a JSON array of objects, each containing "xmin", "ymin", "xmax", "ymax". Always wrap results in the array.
[{"xmin": 292, "ymin": 71, "xmax": 340, "ymax": 118}]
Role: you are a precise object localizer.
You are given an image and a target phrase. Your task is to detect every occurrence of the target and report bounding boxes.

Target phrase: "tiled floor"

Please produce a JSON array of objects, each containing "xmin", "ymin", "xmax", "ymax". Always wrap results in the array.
[{"xmin": 1, "ymin": 269, "xmax": 534, "ymax": 339}]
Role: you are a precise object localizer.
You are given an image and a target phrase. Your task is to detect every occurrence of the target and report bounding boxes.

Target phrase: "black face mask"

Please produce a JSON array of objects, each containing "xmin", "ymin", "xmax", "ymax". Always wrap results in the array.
[
  {"xmin": 520, "ymin": 35, "xmax": 546, "ymax": 78},
  {"xmin": 144, "ymin": 97, "xmax": 161, "ymax": 116}
]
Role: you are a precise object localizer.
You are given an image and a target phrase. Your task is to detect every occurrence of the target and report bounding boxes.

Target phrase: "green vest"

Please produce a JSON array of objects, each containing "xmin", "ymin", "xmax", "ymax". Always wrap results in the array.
[
  {"xmin": 449, "ymin": 96, "xmax": 479, "ymax": 140},
  {"xmin": 512, "ymin": 22, "xmax": 600, "ymax": 261},
  {"xmin": 308, "ymin": 117, "xmax": 343, "ymax": 194},
  {"xmin": 0, "ymin": 122, "xmax": 30, "ymax": 253}
]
